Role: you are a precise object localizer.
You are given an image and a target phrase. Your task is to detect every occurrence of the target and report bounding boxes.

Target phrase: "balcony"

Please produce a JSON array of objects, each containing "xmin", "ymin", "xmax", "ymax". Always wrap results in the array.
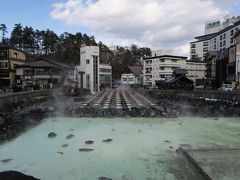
[
  {"xmin": 159, "ymin": 71, "xmax": 173, "ymax": 74},
  {"xmin": 159, "ymin": 64, "xmax": 181, "ymax": 68},
  {"xmin": 144, "ymin": 64, "xmax": 152, "ymax": 67},
  {"xmin": 145, "ymin": 71, "xmax": 152, "ymax": 74},
  {"xmin": 144, "ymin": 79, "xmax": 152, "ymax": 82},
  {"xmin": 0, "ymin": 56, "xmax": 8, "ymax": 60}
]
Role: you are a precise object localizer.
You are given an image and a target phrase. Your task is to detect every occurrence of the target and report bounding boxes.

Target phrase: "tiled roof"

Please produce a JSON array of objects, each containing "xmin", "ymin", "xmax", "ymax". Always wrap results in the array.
[
  {"xmin": 16, "ymin": 58, "xmax": 73, "ymax": 70},
  {"xmin": 128, "ymin": 66, "xmax": 143, "ymax": 76}
]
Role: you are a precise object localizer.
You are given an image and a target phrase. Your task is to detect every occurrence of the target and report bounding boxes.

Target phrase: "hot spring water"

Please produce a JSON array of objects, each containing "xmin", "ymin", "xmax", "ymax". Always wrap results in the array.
[{"xmin": 0, "ymin": 117, "xmax": 240, "ymax": 180}]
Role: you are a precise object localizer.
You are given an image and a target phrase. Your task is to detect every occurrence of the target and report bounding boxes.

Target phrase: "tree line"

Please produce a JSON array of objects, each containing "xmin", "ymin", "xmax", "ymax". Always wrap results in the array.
[{"xmin": 0, "ymin": 23, "xmax": 151, "ymax": 79}]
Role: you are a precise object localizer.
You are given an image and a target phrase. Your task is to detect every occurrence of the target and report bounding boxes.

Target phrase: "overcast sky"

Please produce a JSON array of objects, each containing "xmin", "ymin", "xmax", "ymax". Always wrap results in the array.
[{"xmin": 1, "ymin": 0, "xmax": 240, "ymax": 56}]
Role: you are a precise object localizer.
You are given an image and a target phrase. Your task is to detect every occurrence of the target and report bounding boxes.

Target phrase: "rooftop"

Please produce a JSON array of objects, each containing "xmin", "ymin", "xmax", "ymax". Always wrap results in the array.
[
  {"xmin": 16, "ymin": 58, "xmax": 73, "ymax": 70},
  {"xmin": 144, "ymin": 55, "xmax": 187, "ymax": 60},
  {"xmin": 122, "ymin": 65, "xmax": 143, "ymax": 76}
]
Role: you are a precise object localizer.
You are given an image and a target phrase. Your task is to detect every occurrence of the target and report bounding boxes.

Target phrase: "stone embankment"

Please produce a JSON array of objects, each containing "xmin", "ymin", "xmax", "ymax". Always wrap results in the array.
[
  {"xmin": 0, "ymin": 90, "xmax": 64, "ymax": 143},
  {"xmin": 145, "ymin": 89, "xmax": 240, "ymax": 117}
]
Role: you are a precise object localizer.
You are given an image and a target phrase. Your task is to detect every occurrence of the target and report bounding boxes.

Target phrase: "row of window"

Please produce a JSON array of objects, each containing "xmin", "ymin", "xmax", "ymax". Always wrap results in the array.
[
  {"xmin": 0, "ymin": 51, "xmax": 18, "ymax": 59},
  {"xmin": 99, "ymin": 68, "xmax": 111, "ymax": 73},
  {"xmin": 122, "ymin": 77, "xmax": 134, "ymax": 82},
  {"xmin": 159, "ymin": 59, "xmax": 178, "ymax": 63},
  {"xmin": 145, "ymin": 59, "xmax": 180, "ymax": 64},
  {"xmin": 145, "ymin": 66, "xmax": 178, "ymax": 72}
]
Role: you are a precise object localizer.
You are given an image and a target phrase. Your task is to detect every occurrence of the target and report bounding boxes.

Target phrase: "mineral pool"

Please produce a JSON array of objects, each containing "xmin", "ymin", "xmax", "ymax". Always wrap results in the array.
[{"xmin": 0, "ymin": 117, "xmax": 240, "ymax": 180}]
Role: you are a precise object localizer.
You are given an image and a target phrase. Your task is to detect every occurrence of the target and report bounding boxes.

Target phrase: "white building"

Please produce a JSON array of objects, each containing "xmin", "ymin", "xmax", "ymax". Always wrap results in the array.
[
  {"xmin": 143, "ymin": 54, "xmax": 187, "ymax": 87},
  {"xmin": 185, "ymin": 61, "xmax": 206, "ymax": 83},
  {"xmin": 121, "ymin": 66, "xmax": 143, "ymax": 85},
  {"xmin": 75, "ymin": 46, "xmax": 112, "ymax": 94},
  {"xmin": 151, "ymin": 50, "xmax": 172, "ymax": 57},
  {"xmin": 190, "ymin": 16, "xmax": 240, "ymax": 61}
]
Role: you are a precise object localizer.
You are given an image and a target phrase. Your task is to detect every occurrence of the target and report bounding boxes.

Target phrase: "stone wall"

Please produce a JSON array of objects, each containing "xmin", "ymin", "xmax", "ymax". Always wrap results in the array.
[
  {"xmin": 149, "ymin": 90, "xmax": 240, "ymax": 102},
  {"xmin": 0, "ymin": 90, "xmax": 59, "ymax": 107}
]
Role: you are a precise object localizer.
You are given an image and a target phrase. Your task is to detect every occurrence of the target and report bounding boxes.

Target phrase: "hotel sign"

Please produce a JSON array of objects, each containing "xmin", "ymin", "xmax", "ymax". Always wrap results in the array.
[{"xmin": 236, "ymin": 44, "xmax": 240, "ymax": 74}]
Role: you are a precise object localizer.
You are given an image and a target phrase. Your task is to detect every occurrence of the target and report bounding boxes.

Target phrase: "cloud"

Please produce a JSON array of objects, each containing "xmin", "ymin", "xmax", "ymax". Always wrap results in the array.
[{"xmin": 50, "ymin": 0, "xmax": 240, "ymax": 56}]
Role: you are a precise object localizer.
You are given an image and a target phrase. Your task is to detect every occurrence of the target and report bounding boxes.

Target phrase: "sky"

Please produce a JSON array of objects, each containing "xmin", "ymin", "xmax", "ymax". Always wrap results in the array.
[{"xmin": 1, "ymin": 0, "xmax": 240, "ymax": 56}]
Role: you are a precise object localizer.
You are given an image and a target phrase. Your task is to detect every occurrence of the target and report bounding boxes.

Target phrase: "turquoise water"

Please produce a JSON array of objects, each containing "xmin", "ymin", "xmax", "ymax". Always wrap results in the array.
[{"xmin": 0, "ymin": 117, "xmax": 240, "ymax": 180}]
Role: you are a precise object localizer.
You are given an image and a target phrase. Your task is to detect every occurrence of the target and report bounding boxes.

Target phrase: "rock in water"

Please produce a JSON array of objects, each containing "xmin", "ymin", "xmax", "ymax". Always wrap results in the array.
[
  {"xmin": 57, "ymin": 151, "xmax": 64, "ymax": 155},
  {"xmin": 62, "ymin": 144, "xmax": 68, "ymax": 147},
  {"xmin": 0, "ymin": 171, "xmax": 40, "ymax": 180},
  {"xmin": 98, "ymin": 177, "xmax": 113, "ymax": 180},
  {"xmin": 102, "ymin": 138, "xmax": 113, "ymax": 143},
  {"xmin": 79, "ymin": 148, "xmax": 94, "ymax": 152},
  {"xmin": 1, "ymin": 159, "xmax": 12, "ymax": 163},
  {"xmin": 66, "ymin": 134, "xmax": 74, "ymax": 139},
  {"xmin": 85, "ymin": 140, "xmax": 94, "ymax": 144},
  {"xmin": 48, "ymin": 132, "xmax": 57, "ymax": 138},
  {"xmin": 47, "ymin": 106, "xmax": 56, "ymax": 112}
]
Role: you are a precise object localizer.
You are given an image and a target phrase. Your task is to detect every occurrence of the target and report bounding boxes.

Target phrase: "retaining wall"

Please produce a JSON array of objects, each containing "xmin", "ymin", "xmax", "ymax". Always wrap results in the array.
[
  {"xmin": 0, "ymin": 90, "xmax": 57, "ymax": 107},
  {"xmin": 149, "ymin": 90, "xmax": 240, "ymax": 102}
]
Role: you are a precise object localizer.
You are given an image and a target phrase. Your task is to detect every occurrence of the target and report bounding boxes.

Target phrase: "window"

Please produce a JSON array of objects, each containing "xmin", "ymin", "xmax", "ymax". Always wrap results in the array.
[
  {"xmin": 160, "ymin": 59, "xmax": 165, "ymax": 62},
  {"xmin": 223, "ymin": 41, "xmax": 226, "ymax": 46},
  {"xmin": 214, "ymin": 38, "xmax": 216, "ymax": 43},
  {"xmin": 86, "ymin": 59, "xmax": 90, "ymax": 64},
  {"xmin": 203, "ymin": 42, "xmax": 208, "ymax": 46},
  {"xmin": 0, "ymin": 62, "xmax": 8, "ymax": 68},
  {"xmin": 231, "ymin": 38, "xmax": 233, "ymax": 43},
  {"xmin": 0, "ymin": 51, "xmax": 7, "ymax": 58},
  {"xmin": 172, "ymin": 59, "xmax": 177, "ymax": 62},
  {"xmin": 220, "ymin": 42, "xmax": 222, "ymax": 47},
  {"xmin": 220, "ymin": 35, "xmax": 222, "ymax": 40},
  {"xmin": 223, "ymin": 34, "xmax": 226, "ymax": 39},
  {"xmin": 99, "ymin": 68, "xmax": 111, "ymax": 73},
  {"xmin": 214, "ymin": 44, "xmax": 216, "ymax": 49},
  {"xmin": 191, "ymin": 49, "xmax": 196, "ymax": 54},
  {"xmin": 191, "ymin": 44, "xmax": 196, "ymax": 48},
  {"xmin": 129, "ymin": 77, "xmax": 134, "ymax": 82},
  {"xmin": 13, "ymin": 53, "xmax": 18, "ymax": 59},
  {"xmin": 231, "ymin": 30, "xmax": 234, "ymax": 36},
  {"xmin": 123, "ymin": 78, "xmax": 127, "ymax": 81},
  {"xmin": 160, "ymin": 67, "xmax": 165, "ymax": 70}
]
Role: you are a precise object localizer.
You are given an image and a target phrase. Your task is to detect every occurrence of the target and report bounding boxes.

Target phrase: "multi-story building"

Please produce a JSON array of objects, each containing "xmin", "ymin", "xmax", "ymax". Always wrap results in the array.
[
  {"xmin": 75, "ymin": 46, "xmax": 112, "ymax": 94},
  {"xmin": 204, "ymin": 51, "xmax": 218, "ymax": 87},
  {"xmin": 143, "ymin": 52, "xmax": 186, "ymax": 87},
  {"xmin": 0, "ymin": 45, "xmax": 26, "ymax": 88},
  {"xmin": 190, "ymin": 16, "xmax": 240, "ymax": 61},
  {"xmin": 15, "ymin": 58, "xmax": 74, "ymax": 89},
  {"xmin": 229, "ymin": 30, "xmax": 240, "ymax": 87},
  {"xmin": 185, "ymin": 61, "xmax": 206, "ymax": 84}
]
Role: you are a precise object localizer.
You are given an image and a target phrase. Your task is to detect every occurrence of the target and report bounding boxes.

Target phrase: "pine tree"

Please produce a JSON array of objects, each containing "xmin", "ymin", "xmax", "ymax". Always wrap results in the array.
[
  {"xmin": 10, "ymin": 24, "xmax": 23, "ymax": 49},
  {"xmin": 0, "ymin": 24, "xmax": 8, "ymax": 43}
]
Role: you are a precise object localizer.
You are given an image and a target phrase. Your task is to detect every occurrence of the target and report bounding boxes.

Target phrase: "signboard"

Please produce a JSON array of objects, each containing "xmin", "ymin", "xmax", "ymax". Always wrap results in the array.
[{"xmin": 236, "ymin": 45, "xmax": 240, "ymax": 74}]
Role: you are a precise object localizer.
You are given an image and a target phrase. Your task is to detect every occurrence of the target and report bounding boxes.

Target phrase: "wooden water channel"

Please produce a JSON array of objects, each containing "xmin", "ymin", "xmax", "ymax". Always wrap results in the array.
[{"xmin": 77, "ymin": 88, "xmax": 157, "ymax": 110}]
